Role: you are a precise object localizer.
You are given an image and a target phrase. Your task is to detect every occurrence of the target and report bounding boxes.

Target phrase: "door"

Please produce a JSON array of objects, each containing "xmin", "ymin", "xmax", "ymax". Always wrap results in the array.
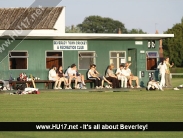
[{"xmin": 128, "ymin": 49, "xmax": 137, "ymax": 75}]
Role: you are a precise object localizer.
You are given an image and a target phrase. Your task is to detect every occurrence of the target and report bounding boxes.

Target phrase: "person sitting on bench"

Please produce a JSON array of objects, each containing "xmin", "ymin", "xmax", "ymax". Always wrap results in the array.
[
  {"xmin": 105, "ymin": 64, "xmax": 120, "ymax": 88},
  {"xmin": 76, "ymin": 70, "xmax": 86, "ymax": 86},
  {"xmin": 57, "ymin": 66, "xmax": 69, "ymax": 89},
  {"xmin": 116, "ymin": 64, "xmax": 127, "ymax": 88},
  {"xmin": 93, "ymin": 64, "xmax": 112, "ymax": 88},
  {"xmin": 124, "ymin": 63, "xmax": 141, "ymax": 88},
  {"xmin": 65, "ymin": 64, "xmax": 79, "ymax": 89},
  {"xmin": 88, "ymin": 64, "xmax": 103, "ymax": 89},
  {"xmin": 74, "ymin": 69, "xmax": 87, "ymax": 89},
  {"xmin": 48, "ymin": 65, "xmax": 61, "ymax": 89}
]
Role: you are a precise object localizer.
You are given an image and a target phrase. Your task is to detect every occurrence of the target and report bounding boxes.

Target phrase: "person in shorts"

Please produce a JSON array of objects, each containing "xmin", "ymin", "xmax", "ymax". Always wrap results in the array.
[
  {"xmin": 124, "ymin": 63, "xmax": 141, "ymax": 88},
  {"xmin": 93, "ymin": 64, "xmax": 112, "ymax": 88},
  {"xmin": 65, "ymin": 64, "xmax": 78, "ymax": 89},
  {"xmin": 57, "ymin": 66, "xmax": 69, "ymax": 89},
  {"xmin": 48, "ymin": 65, "xmax": 61, "ymax": 89},
  {"xmin": 76, "ymin": 70, "xmax": 87, "ymax": 89}
]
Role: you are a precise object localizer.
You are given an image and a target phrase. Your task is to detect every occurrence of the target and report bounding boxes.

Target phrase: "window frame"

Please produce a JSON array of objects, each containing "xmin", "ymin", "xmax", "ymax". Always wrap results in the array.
[
  {"xmin": 78, "ymin": 51, "xmax": 96, "ymax": 70},
  {"xmin": 8, "ymin": 50, "xmax": 29, "ymax": 70},
  {"xmin": 109, "ymin": 51, "xmax": 126, "ymax": 69},
  {"xmin": 146, "ymin": 51, "xmax": 159, "ymax": 71},
  {"xmin": 45, "ymin": 50, "xmax": 63, "ymax": 70}
]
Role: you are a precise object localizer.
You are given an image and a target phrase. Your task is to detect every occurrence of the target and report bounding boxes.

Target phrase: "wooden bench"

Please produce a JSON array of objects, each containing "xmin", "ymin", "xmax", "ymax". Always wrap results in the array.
[
  {"xmin": 68, "ymin": 79, "xmax": 94, "ymax": 89},
  {"xmin": 44, "ymin": 79, "xmax": 94, "ymax": 89},
  {"xmin": 0, "ymin": 79, "xmax": 94, "ymax": 89},
  {"xmin": 0, "ymin": 80, "xmax": 55, "ymax": 89}
]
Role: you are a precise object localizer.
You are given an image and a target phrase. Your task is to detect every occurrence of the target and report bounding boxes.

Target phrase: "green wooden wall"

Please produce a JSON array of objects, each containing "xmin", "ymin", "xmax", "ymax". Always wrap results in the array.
[{"xmin": 0, "ymin": 39, "xmax": 159, "ymax": 88}]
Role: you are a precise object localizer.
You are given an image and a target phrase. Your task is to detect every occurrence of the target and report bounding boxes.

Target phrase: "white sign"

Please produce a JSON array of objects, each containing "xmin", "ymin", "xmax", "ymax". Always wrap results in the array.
[
  {"xmin": 128, "ymin": 57, "xmax": 131, "ymax": 61},
  {"xmin": 121, "ymin": 59, "xmax": 126, "ymax": 63},
  {"xmin": 140, "ymin": 50, "xmax": 145, "ymax": 53},
  {"xmin": 135, "ymin": 41, "xmax": 143, "ymax": 45},
  {"xmin": 53, "ymin": 40, "xmax": 88, "ymax": 50}
]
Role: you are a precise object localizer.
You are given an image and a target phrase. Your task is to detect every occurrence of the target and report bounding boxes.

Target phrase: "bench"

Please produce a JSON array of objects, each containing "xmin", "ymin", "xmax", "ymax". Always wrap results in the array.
[
  {"xmin": 0, "ymin": 80, "xmax": 55, "ymax": 89},
  {"xmin": 0, "ymin": 79, "xmax": 94, "ymax": 89},
  {"xmin": 44, "ymin": 79, "xmax": 94, "ymax": 89},
  {"xmin": 67, "ymin": 79, "xmax": 94, "ymax": 89}
]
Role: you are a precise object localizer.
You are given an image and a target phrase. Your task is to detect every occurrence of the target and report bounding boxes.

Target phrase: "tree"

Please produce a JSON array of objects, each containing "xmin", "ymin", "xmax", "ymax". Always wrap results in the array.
[
  {"xmin": 77, "ymin": 15, "xmax": 127, "ymax": 33},
  {"xmin": 65, "ymin": 25, "xmax": 82, "ymax": 33},
  {"xmin": 163, "ymin": 18, "xmax": 183, "ymax": 67},
  {"xmin": 128, "ymin": 28, "xmax": 147, "ymax": 34}
]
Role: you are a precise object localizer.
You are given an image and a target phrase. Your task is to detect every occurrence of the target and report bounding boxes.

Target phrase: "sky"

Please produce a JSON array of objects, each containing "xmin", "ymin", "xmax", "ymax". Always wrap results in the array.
[{"xmin": 0, "ymin": 0, "xmax": 183, "ymax": 34}]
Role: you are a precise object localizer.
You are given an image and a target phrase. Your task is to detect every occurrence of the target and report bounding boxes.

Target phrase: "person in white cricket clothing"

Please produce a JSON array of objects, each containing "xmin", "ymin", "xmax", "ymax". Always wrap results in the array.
[
  {"xmin": 157, "ymin": 58, "xmax": 167, "ymax": 88},
  {"xmin": 116, "ymin": 64, "xmax": 127, "ymax": 88}
]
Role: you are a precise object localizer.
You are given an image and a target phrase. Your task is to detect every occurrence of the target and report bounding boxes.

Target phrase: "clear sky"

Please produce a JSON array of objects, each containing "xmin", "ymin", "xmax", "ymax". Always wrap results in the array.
[{"xmin": 0, "ymin": 0, "xmax": 183, "ymax": 34}]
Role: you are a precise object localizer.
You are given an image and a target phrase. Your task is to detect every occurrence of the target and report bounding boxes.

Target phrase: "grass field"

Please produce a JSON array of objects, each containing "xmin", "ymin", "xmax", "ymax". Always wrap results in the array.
[{"xmin": 0, "ymin": 78, "xmax": 183, "ymax": 138}]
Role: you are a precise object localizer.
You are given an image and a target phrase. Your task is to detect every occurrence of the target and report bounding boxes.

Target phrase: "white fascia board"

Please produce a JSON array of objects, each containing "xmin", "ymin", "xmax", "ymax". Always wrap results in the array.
[
  {"xmin": 26, "ymin": 33, "xmax": 174, "ymax": 38},
  {"xmin": 61, "ymin": 33, "xmax": 174, "ymax": 38},
  {"xmin": 0, "ymin": 31, "xmax": 174, "ymax": 39},
  {"xmin": 0, "ymin": 31, "xmax": 174, "ymax": 37}
]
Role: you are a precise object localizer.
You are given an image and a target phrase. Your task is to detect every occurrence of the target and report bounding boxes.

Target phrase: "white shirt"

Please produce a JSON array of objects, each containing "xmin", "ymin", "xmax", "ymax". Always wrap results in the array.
[
  {"xmin": 158, "ymin": 62, "xmax": 167, "ymax": 74},
  {"xmin": 123, "ymin": 68, "xmax": 131, "ymax": 76},
  {"xmin": 49, "ymin": 69, "xmax": 57, "ymax": 80},
  {"xmin": 88, "ymin": 69, "xmax": 95, "ymax": 78},
  {"xmin": 116, "ymin": 68, "xmax": 126, "ymax": 76},
  {"xmin": 67, "ymin": 67, "xmax": 76, "ymax": 76}
]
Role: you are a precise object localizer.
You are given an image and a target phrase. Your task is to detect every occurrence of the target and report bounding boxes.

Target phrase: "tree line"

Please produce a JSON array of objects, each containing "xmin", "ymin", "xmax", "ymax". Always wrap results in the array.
[
  {"xmin": 66, "ymin": 15, "xmax": 183, "ymax": 67},
  {"xmin": 65, "ymin": 15, "xmax": 146, "ymax": 34},
  {"xmin": 163, "ymin": 18, "xmax": 183, "ymax": 67}
]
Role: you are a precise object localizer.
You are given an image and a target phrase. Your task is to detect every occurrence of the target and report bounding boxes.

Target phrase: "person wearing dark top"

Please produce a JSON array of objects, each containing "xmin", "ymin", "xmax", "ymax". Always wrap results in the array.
[{"xmin": 57, "ymin": 66, "xmax": 69, "ymax": 89}]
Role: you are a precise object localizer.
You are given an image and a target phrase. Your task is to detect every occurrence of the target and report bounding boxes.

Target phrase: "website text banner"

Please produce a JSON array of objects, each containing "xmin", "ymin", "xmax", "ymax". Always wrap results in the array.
[{"xmin": 0, "ymin": 122, "xmax": 182, "ymax": 131}]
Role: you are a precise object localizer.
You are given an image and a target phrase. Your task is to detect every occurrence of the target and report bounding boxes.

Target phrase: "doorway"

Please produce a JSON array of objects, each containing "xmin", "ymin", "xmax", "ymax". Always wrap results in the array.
[{"xmin": 128, "ymin": 49, "xmax": 137, "ymax": 75}]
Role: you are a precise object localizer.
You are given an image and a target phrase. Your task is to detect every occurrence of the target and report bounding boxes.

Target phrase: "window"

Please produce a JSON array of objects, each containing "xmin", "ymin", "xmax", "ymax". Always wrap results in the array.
[
  {"xmin": 9, "ymin": 51, "xmax": 28, "ymax": 70},
  {"xmin": 146, "ymin": 51, "xmax": 159, "ymax": 70},
  {"xmin": 46, "ymin": 51, "xmax": 63, "ymax": 69},
  {"xmin": 148, "ymin": 40, "xmax": 156, "ymax": 49},
  {"xmin": 78, "ymin": 51, "xmax": 96, "ymax": 69},
  {"xmin": 110, "ymin": 51, "xmax": 126, "ymax": 68}
]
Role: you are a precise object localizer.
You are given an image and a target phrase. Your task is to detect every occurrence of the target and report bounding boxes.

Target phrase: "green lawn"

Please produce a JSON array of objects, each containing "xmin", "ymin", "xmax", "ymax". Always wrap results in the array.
[{"xmin": 0, "ymin": 78, "xmax": 183, "ymax": 138}]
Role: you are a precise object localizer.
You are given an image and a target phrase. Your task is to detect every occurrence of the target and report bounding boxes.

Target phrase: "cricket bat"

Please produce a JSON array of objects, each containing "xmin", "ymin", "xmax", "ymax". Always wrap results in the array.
[{"xmin": 30, "ymin": 74, "xmax": 36, "ymax": 88}]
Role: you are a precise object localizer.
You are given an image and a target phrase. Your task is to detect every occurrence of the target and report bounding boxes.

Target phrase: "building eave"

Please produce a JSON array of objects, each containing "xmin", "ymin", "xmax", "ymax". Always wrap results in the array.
[{"xmin": 0, "ymin": 32, "xmax": 174, "ymax": 40}]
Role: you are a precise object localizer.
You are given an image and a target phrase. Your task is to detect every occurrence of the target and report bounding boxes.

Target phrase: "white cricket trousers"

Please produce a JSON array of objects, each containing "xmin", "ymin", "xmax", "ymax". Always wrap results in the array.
[
  {"xmin": 118, "ymin": 76, "xmax": 127, "ymax": 88},
  {"xmin": 160, "ymin": 72, "xmax": 165, "ymax": 87}
]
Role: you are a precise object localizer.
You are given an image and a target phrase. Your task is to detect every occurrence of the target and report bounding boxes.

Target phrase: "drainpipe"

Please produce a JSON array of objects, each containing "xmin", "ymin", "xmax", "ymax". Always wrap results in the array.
[{"xmin": 155, "ymin": 30, "xmax": 163, "ymax": 60}]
